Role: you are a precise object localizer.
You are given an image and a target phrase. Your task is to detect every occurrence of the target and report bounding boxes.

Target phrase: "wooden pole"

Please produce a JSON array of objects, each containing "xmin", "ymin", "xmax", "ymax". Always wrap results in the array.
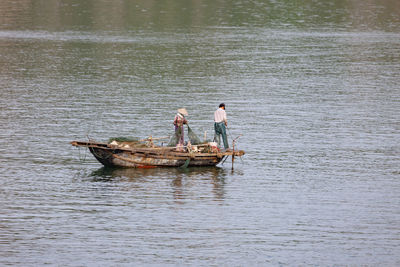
[
  {"xmin": 232, "ymin": 141, "xmax": 235, "ymax": 170},
  {"xmin": 231, "ymin": 134, "xmax": 242, "ymax": 170}
]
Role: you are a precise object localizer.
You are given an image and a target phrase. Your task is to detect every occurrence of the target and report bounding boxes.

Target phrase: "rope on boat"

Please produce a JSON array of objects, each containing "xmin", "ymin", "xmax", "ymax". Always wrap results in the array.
[{"xmin": 78, "ymin": 146, "xmax": 87, "ymax": 162}]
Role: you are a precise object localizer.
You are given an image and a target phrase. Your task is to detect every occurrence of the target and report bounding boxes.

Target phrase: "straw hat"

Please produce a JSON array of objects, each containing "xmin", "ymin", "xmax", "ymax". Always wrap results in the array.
[{"xmin": 177, "ymin": 108, "xmax": 188, "ymax": 116}]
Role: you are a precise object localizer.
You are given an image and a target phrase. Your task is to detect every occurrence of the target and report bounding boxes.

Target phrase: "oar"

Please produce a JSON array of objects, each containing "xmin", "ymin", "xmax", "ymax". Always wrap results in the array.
[{"xmin": 220, "ymin": 155, "xmax": 229, "ymax": 165}]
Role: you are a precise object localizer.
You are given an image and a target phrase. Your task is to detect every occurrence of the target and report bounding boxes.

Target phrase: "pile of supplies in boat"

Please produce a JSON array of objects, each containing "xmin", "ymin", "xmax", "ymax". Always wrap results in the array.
[{"xmin": 107, "ymin": 136, "xmax": 223, "ymax": 153}]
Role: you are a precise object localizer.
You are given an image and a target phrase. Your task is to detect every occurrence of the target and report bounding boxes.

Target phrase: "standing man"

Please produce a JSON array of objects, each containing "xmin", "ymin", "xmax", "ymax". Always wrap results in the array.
[{"xmin": 214, "ymin": 103, "xmax": 229, "ymax": 149}]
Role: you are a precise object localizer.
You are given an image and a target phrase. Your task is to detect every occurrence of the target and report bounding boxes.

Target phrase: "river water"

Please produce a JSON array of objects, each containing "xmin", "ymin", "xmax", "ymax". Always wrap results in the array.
[{"xmin": 1, "ymin": 1, "xmax": 400, "ymax": 266}]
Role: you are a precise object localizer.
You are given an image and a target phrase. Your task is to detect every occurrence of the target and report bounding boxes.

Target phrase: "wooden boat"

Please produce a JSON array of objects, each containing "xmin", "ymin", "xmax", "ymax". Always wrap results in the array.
[{"xmin": 71, "ymin": 140, "xmax": 245, "ymax": 168}]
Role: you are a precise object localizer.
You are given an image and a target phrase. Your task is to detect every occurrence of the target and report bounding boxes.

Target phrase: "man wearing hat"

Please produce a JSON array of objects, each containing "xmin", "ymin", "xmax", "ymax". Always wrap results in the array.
[
  {"xmin": 173, "ymin": 108, "xmax": 188, "ymax": 150},
  {"xmin": 214, "ymin": 103, "xmax": 229, "ymax": 149}
]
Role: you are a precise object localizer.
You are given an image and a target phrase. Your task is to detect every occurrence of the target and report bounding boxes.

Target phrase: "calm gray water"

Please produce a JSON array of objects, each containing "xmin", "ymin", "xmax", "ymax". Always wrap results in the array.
[{"xmin": 1, "ymin": 1, "xmax": 400, "ymax": 266}]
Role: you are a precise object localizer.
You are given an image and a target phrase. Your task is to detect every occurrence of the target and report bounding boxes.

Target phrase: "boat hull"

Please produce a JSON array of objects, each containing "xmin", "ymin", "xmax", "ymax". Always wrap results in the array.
[
  {"xmin": 71, "ymin": 141, "xmax": 244, "ymax": 168},
  {"xmin": 89, "ymin": 147, "xmax": 223, "ymax": 168}
]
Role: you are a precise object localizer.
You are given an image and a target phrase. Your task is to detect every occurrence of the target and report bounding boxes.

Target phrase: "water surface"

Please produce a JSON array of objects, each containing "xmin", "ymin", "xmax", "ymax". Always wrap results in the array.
[{"xmin": 1, "ymin": 1, "xmax": 399, "ymax": 266}]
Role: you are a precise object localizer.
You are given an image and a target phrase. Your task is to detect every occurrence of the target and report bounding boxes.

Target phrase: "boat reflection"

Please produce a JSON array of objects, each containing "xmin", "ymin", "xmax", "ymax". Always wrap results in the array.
[
  {"xmin": 171, "ymin": 167, "xmax": 228, "ymax": 202},
  {"xmin": 90, "ymin": 166, "xmax": 229, "ymax": 201}
]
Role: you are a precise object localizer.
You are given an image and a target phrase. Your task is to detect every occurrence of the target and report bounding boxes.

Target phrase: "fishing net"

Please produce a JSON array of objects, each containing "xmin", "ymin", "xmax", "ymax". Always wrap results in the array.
[
  {"xmin": 167, "ymin": 127, "xmax": 181, "ymax": 147},
  {"xmin": 187, "ymin": 125, "xmax": 201, "ymax": 145},
  {"xmin": 167, "ymin": 125, "xmax": 202, "ymax": 146}
]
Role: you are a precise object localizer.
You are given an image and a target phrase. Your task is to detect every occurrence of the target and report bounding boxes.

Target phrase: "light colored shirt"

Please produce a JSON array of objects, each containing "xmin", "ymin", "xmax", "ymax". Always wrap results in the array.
[{"xmin": 214, "ymin": 108, "xmax": 227, "ymax": 124}]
